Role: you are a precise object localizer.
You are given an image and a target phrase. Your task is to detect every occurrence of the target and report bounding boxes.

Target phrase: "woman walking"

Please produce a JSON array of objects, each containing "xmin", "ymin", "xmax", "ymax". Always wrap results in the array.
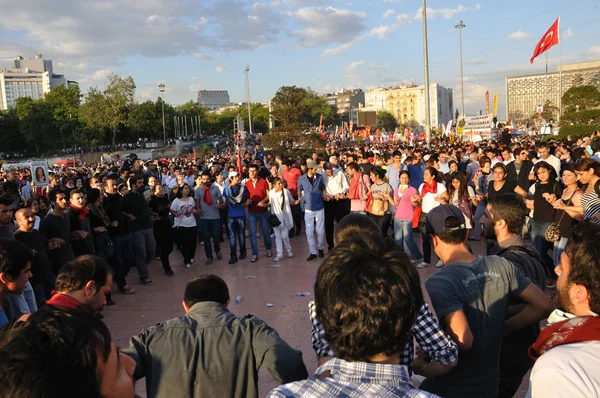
[
  {"xmin": 470, "ymin": 157, "xmax": 491, "ymax": 240},
  {"xmin": 551, "ymin": 164, "xmax": 583, "ymax": 267},
  {"xmin": 413, "ymin": 166, "xmax": 449, "ymax": 268},
  {"xmin": 366, "ymin": 166, "xmax": 393, "ymax": 237},
  {"xmin": 384, "ymin": 171, "xmax": 422, "ymax": 263},
  {"xmin": 149, "ymin": 185, "xmax": 174, "ymax": 276},
  {"xmin": 259, "ymin": 177, "xmax": 296, "ymax": 262},
  {"xmin": 170, "ymin": 183, "xmax": 198, "ymax": 269}
]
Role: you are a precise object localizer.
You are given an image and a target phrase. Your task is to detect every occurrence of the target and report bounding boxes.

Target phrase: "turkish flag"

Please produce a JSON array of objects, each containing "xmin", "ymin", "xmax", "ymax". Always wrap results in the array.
[{"xmin": 530, "ymin": 17, "xmax": 560, "ymax": 64}]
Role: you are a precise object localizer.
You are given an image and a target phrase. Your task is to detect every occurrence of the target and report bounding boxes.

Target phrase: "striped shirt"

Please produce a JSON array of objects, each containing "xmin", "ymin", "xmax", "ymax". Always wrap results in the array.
[{"xmin": 581, "ymin": 188, "xmax": 600, "ymax": 224}]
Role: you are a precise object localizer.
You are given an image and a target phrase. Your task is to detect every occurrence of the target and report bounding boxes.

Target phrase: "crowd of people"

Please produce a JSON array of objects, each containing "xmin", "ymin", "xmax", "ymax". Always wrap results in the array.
[{"xmin": 0, "ymin": 129, "xmax": 599, "ymax": 397}]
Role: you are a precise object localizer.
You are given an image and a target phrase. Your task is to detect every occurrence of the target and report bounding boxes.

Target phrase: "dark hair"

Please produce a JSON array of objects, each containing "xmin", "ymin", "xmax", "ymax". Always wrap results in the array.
[
  {"xmin": 0, "ymin": 240, "xmax": 33, "ymax": 279},
  {"xmin": 184, "ymin": 275, "xmax": 230, "ymax": 307},
  {"xmin": 314, "ymin": 236, "xmax": 422, "ymax": 361},
  {"xmin": 487, "ymin": 193, "xmax": 527, "ymax": 235},
  {"xmin": 592, "ymin": 138, "xmax": 600, "ymax": 153},
  {"xmin": 247, "ymin": 164, "xmax": 259, "ymax": 172},
  {"xmin": 399, "ymin": 170, "xmax": 410, "ymax": 182},
  {"xmin": 333, "ymin": 213, "xmax": 380, "ymax": 246},
  {"xmin": 370, "ymin": 166, "xmax": 386, "ymax": 180},
  {"xmin": 447, "ymin": 172, "xmax": 470, "ymax": 202},
  {"xmin": 392, "ymin": 150, "xmax": 402, "ymax": 157},
  {"xmin": 574, "ymin": 158, "xmax": 600, "ymax": 177},
  {"xmin": 86, "ymin": 188, "xmax": 101, "ymax": 204},
  {"xmin": 533, "ymin": 161, "xmax": 558, "ymax": 182},
  {"xmin": 564, "ymin": 222, "xmax": 600, "ymax": 314},
  {"xmin": 128, "ymin": 176, "xmax": 141, "ymax": 188},
  {"xmin": 0, "ymin": 306, "xmax": 111, "ymax": 398},
  {"xmin": 492, "ymin": 162, "xmax": 508, "ymax": 176},
  {"xmin": 346, "ymin": 162, "xmax": 360, "ymax": 172},
  {"xmin": 176, "ymin": 183, "xmax": 192, "ymax": 199},
  {"xmin": 56, "ymin": 255, "xmax": 111, "ymax": 295},
  {"xmin": 431, "ymin": 216, "xmax": 468, "ymax": 244},
  {"xmin": 424, "ymin": 166, "xmax": 442, "ymax": 182},
  {"xmin": 0, "ymin": 195, "xmax": 13, "ymax": 207},
  {"xmin": 201, "ymin": 170, "xmax": 211, "ymax": 178}
]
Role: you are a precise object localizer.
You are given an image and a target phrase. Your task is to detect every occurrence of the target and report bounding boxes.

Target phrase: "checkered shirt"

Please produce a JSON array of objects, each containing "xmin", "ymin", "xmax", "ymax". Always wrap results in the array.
[
  {"xmin": 309, "ymin": 301, "xmax": 458, "ymax": 373},
  {"xmin": 267, "ymin": 358, "xmax": 439, "ymax": 398}
]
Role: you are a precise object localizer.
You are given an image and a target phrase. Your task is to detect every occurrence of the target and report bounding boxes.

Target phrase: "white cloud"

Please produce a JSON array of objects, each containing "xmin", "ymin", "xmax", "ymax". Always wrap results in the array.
[
  {"xmin": 344, "ymin": 59, "xmax": 364, "ymax": 86},
  {"xmin": 382, "ymin": 9, "xmax": 396, "ymax": 19},
  {"xmin": 192, "ymin": 52, "xmax": 213, "ymax": 60},
  {"xmin": 322, "ymin": 40, "xmax": 358, "ymax": 56},
  {"xmin": 383, "ymin": 0, "xmax": 401, "ymax": 3},
  {"xmin": 508, "ymin": 30, "xmax": 531, "ymax": 40},
  {"xmin": 215, "ymin": 66, "xmax": 224, "ymax": 72},
  {"xmin": 367, "ymin": 63, "xmax": 389, "ymax": 70},
  {"xmin": 368, "ymin": 25, "xmax": 397, "ymax": 40},
  {"xmin": 289, "ymin": 7, "xmax": 367, "ymax": 47},
  {"xmin": 396, "ymin": 13, "xmax": 412, "ymax": 26},
  {"xmin": 564, "ymin": 28, "xmax": 574, "ymax": 38},
  {"xmin": 464, "ymin": 59, "xmax": 487, "ymax": 65},
  {"xmin": 589, "ymin": 46, "xmax": 600, "ymax": 54},
  {"xmin": 414, "ymin": 4, "xmax": 480, "ymax": 20}
]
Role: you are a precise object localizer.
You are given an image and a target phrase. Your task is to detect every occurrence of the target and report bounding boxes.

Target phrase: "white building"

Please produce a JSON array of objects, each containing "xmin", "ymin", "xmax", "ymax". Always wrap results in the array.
[
  {"xmin": 0, "ymin": 54, "xmax": 77, "ymax": 110},
  {"xmin": 416, "ymin": 83, "xmax": 454, "ymax": 129},
  {"xmin": 197, "ymin": 90, "xmax": 230, "ymax": 110},
  {"xmin": 364, "ymin": 87, "xmax": 387, "ymax": 111}
]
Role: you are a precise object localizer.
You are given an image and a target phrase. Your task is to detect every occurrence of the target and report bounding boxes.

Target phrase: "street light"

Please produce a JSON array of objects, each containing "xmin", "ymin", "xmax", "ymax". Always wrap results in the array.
[
  {"xmin": 455, "ymin": 20, "xmax": 466, "ymax": 117},
  {"xmin": 158, "ymin": 83, "xmax": 166, "ymax": 145},
  {"xmin": 422, "ymin": 0, "xmax": 431, "ymax": 144}
]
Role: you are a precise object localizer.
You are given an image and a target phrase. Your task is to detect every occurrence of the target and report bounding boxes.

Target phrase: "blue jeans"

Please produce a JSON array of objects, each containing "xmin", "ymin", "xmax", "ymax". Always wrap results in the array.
[
  {"xmin": 553, "ymin": 236, "xmax": 568, "ymax": 267},
  {"xmin": 248, "ymin": 212, "xmax": 272, "ymax": 256},
  {"xmin": 531, "ymin": 220, "xmax": 554, "ymax": 276},
  {"xmin": 7, "ymin": 280, "xmax": 37, "ymax": 318},
  {"xmin": 227, "ymin": 217, "xmax": 246, "ymax": 258},
  {"xmin": 470, "ymin": 200, "xmax": 487, "ymax": 239},
  {"xmin": 393, "ymin": 218, "xmax": 422, "ymax": 260}
]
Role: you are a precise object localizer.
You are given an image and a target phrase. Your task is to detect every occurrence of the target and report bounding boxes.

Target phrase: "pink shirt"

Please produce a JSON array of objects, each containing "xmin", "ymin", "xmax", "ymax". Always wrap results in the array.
[{"xmin": 393, "ymin": 186, "xmax": 418, "ymax": 221}]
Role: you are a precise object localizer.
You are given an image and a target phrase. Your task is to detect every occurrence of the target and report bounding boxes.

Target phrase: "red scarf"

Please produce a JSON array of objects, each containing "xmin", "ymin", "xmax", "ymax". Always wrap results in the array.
[
  {"xmin": 69, "ymin": 203, "xmax": 89, "ymax": 221},
  {"xmin": 529, "ymin": 316, "xmax": 600, "ymax": 361},
  {"xmin": 421, "ymin": 180, "xmax": 438, "ymax": 197},
  {"xmin": 46, "ymin": 293, "xmax": 91, "ymax": 312},
  {"xmin": 349, "ymin": 173, "xmax": 361, "ymax": 200},
  {"xmin": 202, "ymin": 185, "xmax": 213, "ymax": 205}
]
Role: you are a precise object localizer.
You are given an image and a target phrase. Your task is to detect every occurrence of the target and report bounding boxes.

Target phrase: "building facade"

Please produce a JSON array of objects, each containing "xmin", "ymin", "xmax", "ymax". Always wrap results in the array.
[
  {"xmin": 383, "ymin": 84, "xmax": 452, "ymax": 129},
  {"xmin": 197, "ymin": 90, "xmax": 230, "ymax": 110},
  {"xmin": 0, "ymin": 54, "xmax": 76, "ymax": 110},
  {"xmin": 505, "ymin": 60, "xmax": 600, "ymax": 121},
  {"xmin": 364, "ymin": 87, "xmax": 387, "ymax": 112},
  {"xmin": 325, "ymin": 89, "xmax": 365, "ymax": 124}
]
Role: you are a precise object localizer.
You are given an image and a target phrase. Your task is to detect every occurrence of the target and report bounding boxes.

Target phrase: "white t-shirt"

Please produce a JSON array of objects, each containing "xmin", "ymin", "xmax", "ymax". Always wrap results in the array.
[
  {"xmin": 527, "ymin": 341, "xmax": 600, "ymax": 398},
  {"xmin": 419, "ymin": 183, "xmax": 447, "ymax": 213},
  {"xmin": 170, "ymin": 197, "xmax": 197, "ymax": 228}
]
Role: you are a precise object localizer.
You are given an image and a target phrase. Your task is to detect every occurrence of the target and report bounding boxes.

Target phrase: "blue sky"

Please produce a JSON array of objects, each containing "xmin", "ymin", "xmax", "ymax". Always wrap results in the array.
[{"xmin": 0, "ymin": 0, "xmax": 598, "ymax": 119}]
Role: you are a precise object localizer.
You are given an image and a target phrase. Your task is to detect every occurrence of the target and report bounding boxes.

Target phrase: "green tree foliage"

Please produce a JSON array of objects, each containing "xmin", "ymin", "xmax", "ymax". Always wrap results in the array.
[
  {"xmin": 562, "ymin": 85, "xmax": 600, "ymax": 114},
  {"xmin": 528, "ymin": 100, "xmax": 559, "ymax": 122},
  {"xmin": 270, "ymin": 86, "xmax": 336, "ymax": 129},
  {"xmin": 376, "ymin": 111, "xmax": 398, "ymax": 131}
]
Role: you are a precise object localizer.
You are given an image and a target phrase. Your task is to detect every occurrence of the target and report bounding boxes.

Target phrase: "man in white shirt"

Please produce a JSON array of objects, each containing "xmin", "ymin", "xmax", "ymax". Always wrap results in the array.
[
  {"xmin": 322, "ymin": 162, "xmax": 349, "ymax": 251},
  {"xmin": 527, "ymin": 222, "xmax": 600, "ymax": 398},
  {"xmin": 529, "ymin": 142, "xmax": 560, "ymax": 179}
]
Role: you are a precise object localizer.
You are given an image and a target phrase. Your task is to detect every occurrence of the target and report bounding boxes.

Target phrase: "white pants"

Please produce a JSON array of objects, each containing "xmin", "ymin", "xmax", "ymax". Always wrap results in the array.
[
  {"xmin": 305, "ymin": 208, "xmax": 325, "ymax": 255},
  {"xmin": 273, "ymin": 224, "xmax": 293, "ymax": 257}
]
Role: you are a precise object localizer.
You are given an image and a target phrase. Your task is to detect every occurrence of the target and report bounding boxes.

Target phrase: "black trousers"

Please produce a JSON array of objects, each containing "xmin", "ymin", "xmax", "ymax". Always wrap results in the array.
[
  {"xmin": 177, "ymin": 226, "xmax": 198, "ymax": 264},
  {"xmin": 368, "ymin": 212, "xmax": 391, "ymax": 239},
  {"xmin": 324, "ymin": 198, "xmax": 350, "ymax": 249},
  {"xmin": 154, "ymin": 219, "xmax": 173, "ymax": 272},
  {"xmin": 291, "ymin": 195, "xmax": 302, "ymax": 234}
]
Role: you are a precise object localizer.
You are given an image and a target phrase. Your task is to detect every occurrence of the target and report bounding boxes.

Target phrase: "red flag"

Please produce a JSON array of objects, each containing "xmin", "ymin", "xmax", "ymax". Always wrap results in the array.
[
  {"xmin": 236, "ymin": 152, "xmax": 243, "ymax": 177},
  {"xmin": 530, "ymin": 17, "xmax": 560, "ymax": 64}
]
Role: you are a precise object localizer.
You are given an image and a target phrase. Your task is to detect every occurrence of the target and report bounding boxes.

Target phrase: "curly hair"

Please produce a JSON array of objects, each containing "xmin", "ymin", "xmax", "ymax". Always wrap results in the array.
[{"xmin": 564, "ymin": 222, "xmax": 600, "ymax": 314}]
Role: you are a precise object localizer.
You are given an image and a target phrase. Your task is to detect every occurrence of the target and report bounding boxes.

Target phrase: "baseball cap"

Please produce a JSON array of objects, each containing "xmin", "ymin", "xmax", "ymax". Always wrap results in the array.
[
  {"xmin": 228, "ymin": 171, "xmax": 239, "ymax": 178},
  {"xmin": 307, "ymin": 160, "xmax": 318, "ymax": 169},
  {"xmin": 425, "ymin": 205, "xmax": 466, "ymax": 236}
]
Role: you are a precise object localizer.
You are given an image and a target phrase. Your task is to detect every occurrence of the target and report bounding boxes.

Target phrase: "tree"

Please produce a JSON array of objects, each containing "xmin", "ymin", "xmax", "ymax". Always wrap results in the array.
[
  {"xmin": 128, "ymin": 100, "xmax": 162, "ymax": 140},
  {"xmin": 44, "ymin": 84, "xmax": 82, "ymax": 149},
  {"xmin": 376, "ymin": 111, "xmax": 398, "ymax": 131},
  {"xmin": 79, "ymin": 87, "xmax": 109, "ymax": 142},
  {"xmin": 562, "ymin": 85, "xmax": 600, "ymax": 114},
  {"xmin": 528, "ymin": 100, "xmax": 559, "ymax": 122},
  {"xmin": 18, "ymin": 100, "xmax": 55, "ymax": 153},
  {"xmin": 270, "ymin": 86, "xmax": 335, "ymax": 129},
  {"xmin": 261, "ymin": 129, "xmax": 325, "ymax": 155},
  {"xmin": 104, "ymin": 75, "xmax": 136, "ymax": 145},
  {"xmin": 0, "ymin": 108, "xmax": 23, "ymax": 152}
]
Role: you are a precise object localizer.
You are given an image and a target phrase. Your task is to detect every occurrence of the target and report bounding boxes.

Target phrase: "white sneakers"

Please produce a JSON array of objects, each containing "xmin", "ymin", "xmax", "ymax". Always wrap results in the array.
[
  {"xmin": 436, "ymin": 260, "xmax": 444, "ymax": 268},
  {"xmin": 274, "ymin": 256, "xmax": 282, "ymax": 262},
  {"xmin": 416, "ymin": 260, "xmax": 445, "ymax": 269}
]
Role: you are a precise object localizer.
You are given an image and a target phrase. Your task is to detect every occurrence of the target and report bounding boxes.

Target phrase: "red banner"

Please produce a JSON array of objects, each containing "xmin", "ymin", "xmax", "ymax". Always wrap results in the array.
[{"xmin": 530, "ymin": 17, "xmax": 560, "ymax": 64}]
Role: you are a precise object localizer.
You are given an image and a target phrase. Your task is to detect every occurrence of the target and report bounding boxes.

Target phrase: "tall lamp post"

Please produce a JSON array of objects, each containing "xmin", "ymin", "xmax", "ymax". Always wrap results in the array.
[
  {"xmin": 455, "ymin": 20, "xmax": 466, "ymax": 117},
  {"xmin": 158, "ymin": 83, "xmax": 166, "ymax": 145},
  {"xmin": 422, "ymin": 0, "xmax": 431, "ymax": 144}
]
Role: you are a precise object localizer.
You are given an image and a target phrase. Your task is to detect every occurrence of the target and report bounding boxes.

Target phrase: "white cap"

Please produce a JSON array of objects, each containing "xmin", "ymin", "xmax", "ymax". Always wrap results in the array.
[{"xmin": 228, "ymin": 171, "xmax": 239, "ymax": 178}]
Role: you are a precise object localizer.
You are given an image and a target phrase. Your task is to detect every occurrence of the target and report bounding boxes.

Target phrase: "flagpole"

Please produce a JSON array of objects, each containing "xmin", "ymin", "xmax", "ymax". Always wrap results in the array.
[{"xmin": 559, "ymin": 16, "xmax": 563, "ymax": 121}]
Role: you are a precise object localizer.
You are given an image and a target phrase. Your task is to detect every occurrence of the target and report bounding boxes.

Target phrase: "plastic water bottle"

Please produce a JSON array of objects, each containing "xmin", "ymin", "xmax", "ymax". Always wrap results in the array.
[
  {"xmin": 235, "ymin": 295, "xmax": 243, "ymax": 304},
  {"xmin": 296, "ymin": 292, "xmax": 311, "ymax": 296}
]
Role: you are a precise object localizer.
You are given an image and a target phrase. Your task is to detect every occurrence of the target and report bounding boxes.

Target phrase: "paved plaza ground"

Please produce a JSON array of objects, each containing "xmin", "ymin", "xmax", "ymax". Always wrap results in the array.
[{"xmin": 103, "ymin": 231, "xmax": 530, "ymax": 397}]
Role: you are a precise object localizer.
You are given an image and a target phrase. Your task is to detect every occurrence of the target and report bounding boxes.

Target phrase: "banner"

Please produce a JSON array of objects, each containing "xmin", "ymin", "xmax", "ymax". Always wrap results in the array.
[
  {"xmin": 493, "ymin": 92, "xmax": 498, "ymax": 117},
  {"xmin": 485, "ymin": 91, "xmax": 490, "ymax": 115},
  {"xmin": 463, "ymin": 114, "xmax": 493, "ymax": 133},
  {"xmin": 30, "ymin": 161, "xmax": 49, "ymax": 188}
]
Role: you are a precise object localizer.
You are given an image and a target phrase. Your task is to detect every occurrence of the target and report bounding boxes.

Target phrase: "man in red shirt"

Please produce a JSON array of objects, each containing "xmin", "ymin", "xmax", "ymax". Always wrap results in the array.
[
  {"xmin": 282, "ymin": 160, "xmax": 303, "ymax": 237},
  {"xmin": 244, "ymin": 164, "xmax": 273, "ymax": 262}
]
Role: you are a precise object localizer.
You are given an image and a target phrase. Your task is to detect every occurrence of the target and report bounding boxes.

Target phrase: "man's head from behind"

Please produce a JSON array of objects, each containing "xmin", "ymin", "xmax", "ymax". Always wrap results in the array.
[
  {"xmin": 556, "ymin": 222, "xmax": 600, "ymax": 316},
  {"xmin": 314, "ymin": 236, "xmax": 423, "ymax": 362},
  {"xmin": 183, "ymin": 274, "xmax": 230, "ymax": 312},
  {"xmin": 56, "ymin": 255, "xmax": 113, "ymax": 313},
  {"xmin": 0, "ymin": 240, "xmax": 33, "ymax": 295},
  {"xmin": 487, "ymin": 193, "xmax": 527, "ymax": 239},
  {"xmin": 0, "ymin": 306, "xmax": 135, "ymax": 398},
  {"xmin": 426, "ymin": 205, "xmax": 469, "ymax": 259}
]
